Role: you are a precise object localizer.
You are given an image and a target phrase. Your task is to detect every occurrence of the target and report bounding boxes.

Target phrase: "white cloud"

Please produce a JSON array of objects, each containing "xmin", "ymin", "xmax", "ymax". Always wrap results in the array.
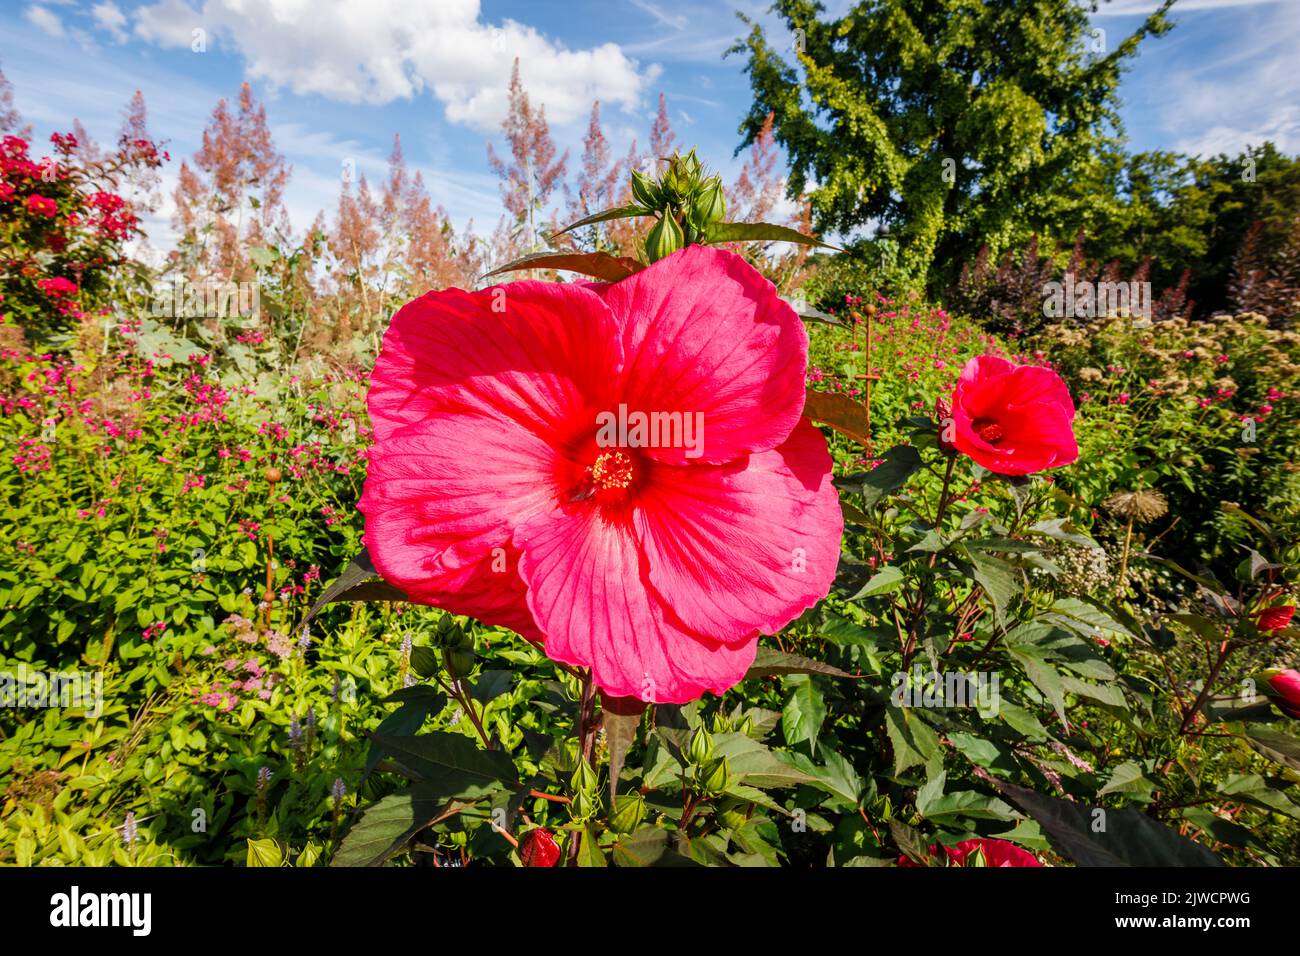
[
  {"xmin": 131, "ymin": 0, "xmax": 658, "ymax": 132},
  {"xmin": 1144, "ymin": 1, "xmax": 1300, "ymax": 156},
  {"xmin": 92, "ymin": 2, "xmax": 129, "ymax": 43},
  {"xmin": 24, "ymin": 6, "xmax": 65, "ymax": 37}
]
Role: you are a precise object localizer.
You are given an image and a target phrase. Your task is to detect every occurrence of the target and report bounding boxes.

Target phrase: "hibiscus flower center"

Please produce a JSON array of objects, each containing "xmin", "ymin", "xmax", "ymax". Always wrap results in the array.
[
  {"xmin": 586, "ymin": 450, "xmax": 636, "ymax": 502},
  {"xmin": 973, "ymin": 418, "xmax": 1004, "ymax": 444}
]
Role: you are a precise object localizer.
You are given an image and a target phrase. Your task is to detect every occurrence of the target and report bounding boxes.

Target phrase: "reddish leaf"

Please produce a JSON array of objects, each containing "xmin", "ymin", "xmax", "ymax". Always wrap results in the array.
[{"xmin": 803, "ymin": 389, "xmax": 872, "ymax": 446}]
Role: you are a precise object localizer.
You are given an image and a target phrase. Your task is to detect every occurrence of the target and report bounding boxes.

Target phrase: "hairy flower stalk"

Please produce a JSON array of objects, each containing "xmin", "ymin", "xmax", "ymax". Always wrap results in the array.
[{"xmin": 1104, "ymin": 489, "xmax": 1168, "ymax": 599}]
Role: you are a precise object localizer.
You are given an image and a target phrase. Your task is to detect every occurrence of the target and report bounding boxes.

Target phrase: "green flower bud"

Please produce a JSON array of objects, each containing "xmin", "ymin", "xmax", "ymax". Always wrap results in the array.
[
  {"xmin": 443, "ymin": 645, "xmax": 475, "ymax": 678},
  {"xmin": 569, "ymin": 788, "xmax": 598, "ymax": 822},
  {"xmin": 691, "ymin": 177, "xmax": 726, "ymax": 225},
  {"xmin": 630, "ymin": 169, "xmax": 661, "ymax": 210},
  {"xmin": 698, "ymin": 756, "xmax": 731, "ymax": 796},
  {"xmin": 687, "ymin": 726, "xmax": 714, "ymax": 766},
  {"xmin": 570, "ymin": 758, "xmax": 599, "ymax": 797},
  {"xmin": 734, "ymin": 714, "xmax": 755, "ymax": 736},
  {"xmin": 646, "ymin": 213, "xmax": 684, "ymax": 262},
  {"xmin": 608, "ymin": 791, "xmax": 647, "ymax": 834}
]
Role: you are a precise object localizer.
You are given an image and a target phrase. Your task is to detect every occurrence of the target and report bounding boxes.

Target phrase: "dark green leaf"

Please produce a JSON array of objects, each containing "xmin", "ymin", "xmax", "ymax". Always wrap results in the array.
[
  {"xmin": 998, "ymin": 782, "xmax": 1223, "ymax": 866},
  {"xmin": 550, "ymin": 204, "xmax": 648, "ymax": 239},
  {"xmin": 702, "ymin": 220, "xmax": 838, "ymax": 249},
  {"xmin": 746, "ymin": 646, "xmax": 852, "ymax": 679}
]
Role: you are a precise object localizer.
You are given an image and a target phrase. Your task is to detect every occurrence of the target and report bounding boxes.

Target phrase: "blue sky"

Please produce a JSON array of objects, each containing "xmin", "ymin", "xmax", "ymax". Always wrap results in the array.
[{"xmin": 3, "ymin": 0, "xmax": 1298, "ymax": 249}]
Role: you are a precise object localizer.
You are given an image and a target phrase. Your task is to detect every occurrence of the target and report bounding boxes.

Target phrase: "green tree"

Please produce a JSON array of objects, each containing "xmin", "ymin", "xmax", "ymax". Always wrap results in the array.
[
  {"xmin": 732, "ymin": 0, "xmax": 1174, "ymax": 293},
  {"xmin": 1086, "ymin": 143, "xmax": 1300, "ymax": 315}
]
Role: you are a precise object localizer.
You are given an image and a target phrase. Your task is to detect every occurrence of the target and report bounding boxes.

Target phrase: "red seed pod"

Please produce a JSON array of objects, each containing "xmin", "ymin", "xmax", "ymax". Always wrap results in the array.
[{"xmin": 519, "ymin": 827, "xmax": 561, "ymax": 867}]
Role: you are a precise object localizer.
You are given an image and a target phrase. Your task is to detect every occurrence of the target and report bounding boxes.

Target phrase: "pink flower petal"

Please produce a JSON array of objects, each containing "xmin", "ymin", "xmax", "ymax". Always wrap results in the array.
[
  {"xmin": 514, "ymin": 505, "xmax": 758, "ymax": 703},
  {"xmin": 367, "ymin": 281, "xmax": 622, "ymax": 443},
  {"xmin": 593, "ymin": 245, "xmax": 807, "ymax": 465},
  {"xmin": 635, "ymin": 418, "xmax": 843, "ymax": 642},
  {"xmin": 360, "ymin": 413, "xmax": 554, "ymax": 639}
]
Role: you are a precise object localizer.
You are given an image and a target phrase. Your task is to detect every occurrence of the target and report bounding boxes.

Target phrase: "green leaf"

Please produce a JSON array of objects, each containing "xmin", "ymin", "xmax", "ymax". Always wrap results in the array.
[
  {"xmin": 612, "ymin": 827, "xmax": 670, "ymax": 867},
  {"xmin": 848, "ymin": 565, "xmax": 905, "ymax": 601},
  {"xmin": 576, "ymin": 824, "xmax": 608, "ymax": 867},
  {"xmin": 1097, "ymin": 761, "xmax": 1156, "ymax": 801},
  {"xmin": 965, "ymin": 550, "xmax": 1019, "ymax": 624},
  {"xmin": 1006, "ymin": 645, "xmax": 1069, "ymax": 728},
  {"xmin": 922, "ymin": 790, "xmax": 1016, "ymax": 824},
  {"xmin": 366, "ymin": 690, "xmax": 447, "ymax": 772},
  {"xmin": 550, "ymin": 204, "xmax": 648, "ymax": 238},
  {"xmin": 369, "ymin": 732, "xmax": 518, "ymax": 797},
  {"xmin": 786, "ymin": 750, "xmax": 863, "ymax": 810},
  {"xmin": 998, "ymin": 782, "xmax": 1224, "ymax": 867},
  {"xmin": 302, "ymin": 547, "xmax": 407, "ymax": 630},
  {"xmin": 701, "ymin": 220, "xmax": 838, "ymax": 249},
  {"xmin": 711, "ymin": 733, "xmax": 817, "ymax": 788},
  {"xmin": 1047, "ymin": 597, "xmax": 1136, "ymax": 641},
  {"xmin": 480, "ymin": 251, "xmax": 643, "ymax": 283},
  {"xmin": 468, "ymin": 670, "xmax": 514, "ymax": 704},
  {"xmin": 331, "ymin": 789, "xmax": 451, "ymax": 867},
  {"xmin": 746, "ymin": 646, "xmax": 851, "ymax": 679},
  {"xmin": 1026, "ymin": 518, "xmax": 1099, "ymax": 549},
  {"xmin": 1243, "ymin": 727, "xmax": 1300, "ymax": 772},
  {"xmin": 781, "ymin": 675, "xmax": 826, "ymax": 753},
  {"xmin": 782, "ymin": 297, "xmax": 849, "ymax": 329},
  {"xmin": 602, "ymin": 696, "xmax": 646, "ymax": 806},
  {"xmin": 838, "ymin": 444, "xmax": 925, "ymax": 508},
  {"xmin": 884, "ymin": 704, "xmax": 941, "ymax": 775}
]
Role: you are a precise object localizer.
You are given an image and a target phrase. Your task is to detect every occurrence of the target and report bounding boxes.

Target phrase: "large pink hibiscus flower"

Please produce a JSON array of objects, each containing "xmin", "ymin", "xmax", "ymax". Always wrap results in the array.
[{"xmin": 359, "ymin": 245, "xmax": 843, "ymax": 703}]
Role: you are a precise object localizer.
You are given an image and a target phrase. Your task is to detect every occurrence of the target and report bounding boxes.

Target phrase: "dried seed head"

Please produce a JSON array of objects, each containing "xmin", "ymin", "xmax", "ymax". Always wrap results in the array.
[{"xmin": 1103, "ymin": 489, "xmax": 1168, "ymax": 524}]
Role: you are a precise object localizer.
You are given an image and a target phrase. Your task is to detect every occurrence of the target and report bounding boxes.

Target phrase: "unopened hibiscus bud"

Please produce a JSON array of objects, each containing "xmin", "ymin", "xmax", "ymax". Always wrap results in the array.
[
  {"xmin": 688, "ymin": 726, "xmax": 714, "ymax": 765},
  {"xmin": 570, "ymin": 758, "xmax": 599, "ymax": 797},
  {"xmin": 691, "ymin": 177, "xmax": 726, "ymax": 225},
  {"xmin": 1255, "ymin": 605, "xmax": 1295, "ymax": 632},
  {"xmin": 661, "ymin": 152, "xmax": 692, "ymax": 202},
  {"xmin": 698, "ymin": 756, "xmax": 731, "ymax": 795},
  {"xmin": 1265, "ymin": 669, "xmax": 1300, "ymax": 718},
  {"xmin": 442, "ymin": 643, "xmax": 475, "ymax": 677},
  {"xmin": 630, "ymin": 168, "xmax": 661, "ymax": 210},
  {"xmin": 609, "ymin": 791, "xmax": 647, "ymax": 834},
  {"xmin": 518, "ymin": 827, "xmax": 561, "ymax": 867},
  {"xmin": 646, "ymin": 213, "xmax": 684, "ymax": 262},
  {"xmin": 569, "ymin": 787, "xmax": 598, "ymax": 822}
]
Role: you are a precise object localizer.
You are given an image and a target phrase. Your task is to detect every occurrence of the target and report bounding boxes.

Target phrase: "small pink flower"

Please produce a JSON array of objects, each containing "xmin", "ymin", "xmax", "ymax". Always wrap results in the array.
[{"xmin": 26, "ymin": 194, "xmax": 57, "ymax": 217}]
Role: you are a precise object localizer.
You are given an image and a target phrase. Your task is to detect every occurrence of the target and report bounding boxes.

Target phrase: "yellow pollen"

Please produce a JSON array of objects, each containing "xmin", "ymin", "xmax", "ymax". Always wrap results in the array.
[{"xmin": 590, "ymin": 450, "xmax": 635, "ymax": 493}]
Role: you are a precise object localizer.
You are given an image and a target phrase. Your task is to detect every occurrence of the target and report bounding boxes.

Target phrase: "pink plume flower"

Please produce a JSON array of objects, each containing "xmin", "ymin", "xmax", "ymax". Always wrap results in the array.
[
  {"xmin": 948, "ymin": 355, "xmax": 1078, "ymax": 475},
  {"xmin": 360, "ymin": 245, "xmax": 842, "ymax": 703}
]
